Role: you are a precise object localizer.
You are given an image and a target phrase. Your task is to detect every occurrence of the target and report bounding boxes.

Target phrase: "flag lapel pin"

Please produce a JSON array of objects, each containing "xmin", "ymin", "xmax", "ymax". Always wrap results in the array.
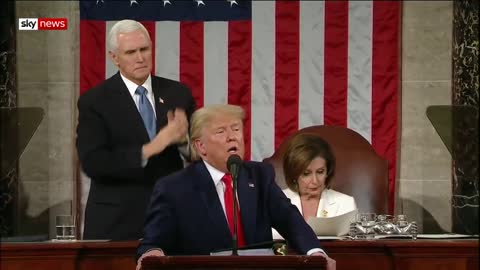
[{"xmin": 248, "ymin": 183, "xmax": 255, "ymax": 188}]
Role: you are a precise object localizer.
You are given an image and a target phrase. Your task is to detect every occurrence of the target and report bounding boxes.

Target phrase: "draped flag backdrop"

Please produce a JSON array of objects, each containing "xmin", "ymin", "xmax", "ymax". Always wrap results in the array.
[{"xmin": 80, "ymin": 0, "xmax": 400, "ymax": 212}]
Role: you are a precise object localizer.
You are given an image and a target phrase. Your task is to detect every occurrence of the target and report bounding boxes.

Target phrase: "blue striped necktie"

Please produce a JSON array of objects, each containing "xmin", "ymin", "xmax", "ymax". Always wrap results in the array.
[{"xmin": 135, "ymin": 86, "xmax": 156, "ymax": 140}]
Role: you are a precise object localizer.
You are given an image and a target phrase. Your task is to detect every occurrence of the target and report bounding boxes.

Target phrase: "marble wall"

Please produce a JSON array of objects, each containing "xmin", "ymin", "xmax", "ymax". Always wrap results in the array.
[
  {"xmin": 10, "ymin": 1, "xmax": 459, "ymax": 236},
  {"xmin": 0, "ymin": 0, "xmax": 17, "ymax": 236},
  {"xmin": 398, "ymin": 1, "xmax": 453, "ymax": 233},
  {"xmin": 15, "ymin": 1, "xmax": 79, "ymax": 237},
  {"xmin": 451, "ymin": 0, "xmax": 479, "ymax": 234}
]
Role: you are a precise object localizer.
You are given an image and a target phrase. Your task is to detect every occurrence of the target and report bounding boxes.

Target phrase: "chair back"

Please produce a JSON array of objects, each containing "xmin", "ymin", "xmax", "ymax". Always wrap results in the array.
[{"xmin": 263, "ymin": 125, "xmax": 389, "ymax": 214}]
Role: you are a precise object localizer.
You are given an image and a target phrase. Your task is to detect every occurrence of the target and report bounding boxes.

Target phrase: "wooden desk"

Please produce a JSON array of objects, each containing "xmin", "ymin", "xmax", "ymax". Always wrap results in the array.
[
  {"xmin": 0, "ymin": 241, "xmax": 136, "ymax": 270},
  {"xmin": 141, "ymin": 255, "xmax": 326, "ymax": 269},
  {"xmin": 322, "ymin": 239, "xmax": 479, "ymax": 270},
  {"xmin": 1, "ymin": 239, "xmax": 478, "ymax": 270}
]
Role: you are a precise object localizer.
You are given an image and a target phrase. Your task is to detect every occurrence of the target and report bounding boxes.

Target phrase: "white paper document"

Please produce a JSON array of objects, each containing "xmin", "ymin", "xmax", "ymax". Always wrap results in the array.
[
  {"xmin": 306, "ymin": 209, "xmax": 358, "ymax": 236},
  {"xmin": 375, "ymin": 233, "xmax": 479, "ymax": 239}
]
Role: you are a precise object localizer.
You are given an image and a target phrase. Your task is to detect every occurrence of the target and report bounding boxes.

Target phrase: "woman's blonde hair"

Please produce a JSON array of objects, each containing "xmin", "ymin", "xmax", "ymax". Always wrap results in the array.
[{"xmin": 189, "ymin": 104, "xmax": 245, "ymax": 161}]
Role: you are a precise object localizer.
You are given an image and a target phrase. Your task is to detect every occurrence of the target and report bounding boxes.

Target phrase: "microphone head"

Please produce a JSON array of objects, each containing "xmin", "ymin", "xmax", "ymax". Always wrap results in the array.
[{"xmin": 227, "ymin": 154, "xmax": 243, "ymax": 172}]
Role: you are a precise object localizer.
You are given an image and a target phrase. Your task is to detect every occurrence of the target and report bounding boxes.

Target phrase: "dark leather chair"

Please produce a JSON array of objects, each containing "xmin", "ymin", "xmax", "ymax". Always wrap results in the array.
[{"xmin": 263, "ymin": 125, "xmax": 389, "ymax": 214}]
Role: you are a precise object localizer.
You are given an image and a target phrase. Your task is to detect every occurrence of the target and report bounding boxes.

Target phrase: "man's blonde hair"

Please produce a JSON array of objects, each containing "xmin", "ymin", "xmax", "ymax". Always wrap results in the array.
[{"xmin": 189, "ymin": 104, "xmax": 245, "ymax": 161}]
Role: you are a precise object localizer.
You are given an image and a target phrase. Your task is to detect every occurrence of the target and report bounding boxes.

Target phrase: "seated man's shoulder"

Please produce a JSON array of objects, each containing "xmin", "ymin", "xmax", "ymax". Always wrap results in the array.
[
  {"xmin": 244, "ymin": 161, "xmax": 275, "ymax": 176},
  {"xmin": 245, "ymin": 161, "xmax": 273, "ymax": 170},
  {"xmin": 154, "ymin": 166, "xmax": 194, "ymax": 189}
]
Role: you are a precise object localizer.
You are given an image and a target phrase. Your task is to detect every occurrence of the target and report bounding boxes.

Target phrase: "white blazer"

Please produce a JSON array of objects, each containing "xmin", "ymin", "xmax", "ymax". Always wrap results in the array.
[{"xmin": 272, "ymin": 188, "xmax": 357, "ymax": 239}]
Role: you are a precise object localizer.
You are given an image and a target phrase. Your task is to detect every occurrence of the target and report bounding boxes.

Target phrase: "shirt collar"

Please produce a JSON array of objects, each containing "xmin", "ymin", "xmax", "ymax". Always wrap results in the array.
[
  {"xmin": 119, "ymin": 72, "xmax": 152, "ymax": 98},
  {"xmin": 203, "ymin": 160, "xmax": 226, "ymax": 187}
]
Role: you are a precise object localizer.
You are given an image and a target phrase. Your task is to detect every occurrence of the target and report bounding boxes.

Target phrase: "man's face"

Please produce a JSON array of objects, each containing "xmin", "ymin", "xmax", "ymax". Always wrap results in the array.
[
  {"xmin": 110, "ymin": 29, "xmax": 152, "ymax": 85},
  {"xmin": 194, "ymin": 114, "xmax": 245, "ymax": 172}
]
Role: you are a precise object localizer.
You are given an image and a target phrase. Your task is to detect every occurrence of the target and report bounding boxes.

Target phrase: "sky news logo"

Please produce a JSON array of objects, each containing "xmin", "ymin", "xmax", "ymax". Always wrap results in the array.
[{"xmin": 19, "ymin": 18, "xmax": 68, "ymax": 31}]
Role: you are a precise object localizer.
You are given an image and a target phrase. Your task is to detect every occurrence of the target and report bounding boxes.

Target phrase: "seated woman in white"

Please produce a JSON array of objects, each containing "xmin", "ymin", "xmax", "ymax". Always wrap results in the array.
[{"xmin": 273, "ymin": 133, "xmax": 357, "ymax": 239}]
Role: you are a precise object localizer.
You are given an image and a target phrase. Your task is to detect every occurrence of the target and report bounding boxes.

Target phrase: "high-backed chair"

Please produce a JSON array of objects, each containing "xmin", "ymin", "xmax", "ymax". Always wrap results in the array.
[{"xmin": 263, "ymin": 125, "xmax": 389, "ymax": 214}]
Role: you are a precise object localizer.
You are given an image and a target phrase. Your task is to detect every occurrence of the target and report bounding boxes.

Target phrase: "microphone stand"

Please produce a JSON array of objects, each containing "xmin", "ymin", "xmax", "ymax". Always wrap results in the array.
[{"xmin": 231, "ymin": 168, "xmax": 239, "ymax": 256}]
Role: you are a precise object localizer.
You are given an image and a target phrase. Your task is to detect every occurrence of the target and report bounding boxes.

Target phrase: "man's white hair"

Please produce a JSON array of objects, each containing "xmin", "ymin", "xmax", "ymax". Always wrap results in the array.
[{"xmin": 107, "ymin": 19, "xmax": 150, "ymax": 52}]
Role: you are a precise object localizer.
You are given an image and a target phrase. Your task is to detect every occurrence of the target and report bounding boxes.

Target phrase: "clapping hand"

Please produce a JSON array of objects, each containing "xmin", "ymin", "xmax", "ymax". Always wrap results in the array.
[{"xmin": 165, "ymin": 108, "xmax": 188, "ymax": 144}]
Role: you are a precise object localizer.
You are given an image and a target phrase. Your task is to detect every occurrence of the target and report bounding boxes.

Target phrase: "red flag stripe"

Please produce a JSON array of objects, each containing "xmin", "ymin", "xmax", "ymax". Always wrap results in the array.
[
  {"xmin": 80, "ymin": 20, "xmax": 105, "ymax": 95},
  {"xmin": 180, "ymin": 22, "xmax": 204, "ymax": 109},
  {"xmin": 372, "ymin": 1, "xmax": 400, "ymax": 214},
  {"xmin": 228, "ymin": 21, "xmax": 253, "ymax": 161},
  {"xmin": 324, "ymin": 1, "xmax": 349, "ymax": 127},
  {"xmin": 141, "ymin": 21, "xmax": 156, "ymax": 75},
  {"xmin": 275, "ymin": 1, "xmax": 300, "ymax": 149}
]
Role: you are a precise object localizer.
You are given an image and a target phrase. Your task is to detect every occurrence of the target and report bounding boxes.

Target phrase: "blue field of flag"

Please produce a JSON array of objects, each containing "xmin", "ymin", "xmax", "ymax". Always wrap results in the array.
[{"xmin": 80, "ymin": 0, "xmax": 252, "ymax": 21}]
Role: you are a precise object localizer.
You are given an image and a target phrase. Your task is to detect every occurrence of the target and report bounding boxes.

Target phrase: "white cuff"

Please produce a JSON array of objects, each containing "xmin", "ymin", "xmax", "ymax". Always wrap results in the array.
[{"xmin": 306, "ymin": 248, "xmax": 326, "ymax": 256}]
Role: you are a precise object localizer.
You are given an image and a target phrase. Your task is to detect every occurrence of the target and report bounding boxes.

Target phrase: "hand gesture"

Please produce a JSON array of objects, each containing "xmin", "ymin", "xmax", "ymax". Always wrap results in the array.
[
  {"xmin": 142, "ymin": 108, "xmax": 188, "ymax": 160},
  {"xmin": 311, "ymin": 252, "xmax": 336, "ymax": 270},
  {"xmin": 165, "ymin": 108, "xmax": 188, "ymax": 144},
  {"xmin": 136, "ymin": 249, "xmax": 165, "ymax": 270}
]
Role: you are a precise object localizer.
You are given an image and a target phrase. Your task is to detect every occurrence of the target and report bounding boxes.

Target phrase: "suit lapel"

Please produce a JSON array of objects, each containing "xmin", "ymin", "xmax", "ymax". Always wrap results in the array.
[
  {"xmin": 237, "ymin": 165, "xmax": 257, "ymax": 244},
  {"xmin": 151, "ymin": 76, "xmax": 168, "ymax": 132},
  {"xmin": 192, "ymin": 162, "xmax": 232, "ymax": 246},
  {"xmin": 109, "ymin": 73, "xmax": 150, "ymax": 141},
  {"xmin": 318, "ymin": 189, "xmax": 339, "ymax": 217}
]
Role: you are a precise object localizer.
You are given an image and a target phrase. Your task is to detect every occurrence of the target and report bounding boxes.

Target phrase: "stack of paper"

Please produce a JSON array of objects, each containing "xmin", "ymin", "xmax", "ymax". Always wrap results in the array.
[{"xmin": 306, "ymin": 209, "xmax": 358, "ymax": 236}]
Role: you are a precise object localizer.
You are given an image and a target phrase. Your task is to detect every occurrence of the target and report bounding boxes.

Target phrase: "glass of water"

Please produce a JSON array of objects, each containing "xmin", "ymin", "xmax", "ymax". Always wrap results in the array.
[
  {"xmin": 55, "ymin": 215, "xmax": 76, "ymax": 241},
  {"xmin": 356, "ymin": 213, "xmax": 377, "ymax": 239}
]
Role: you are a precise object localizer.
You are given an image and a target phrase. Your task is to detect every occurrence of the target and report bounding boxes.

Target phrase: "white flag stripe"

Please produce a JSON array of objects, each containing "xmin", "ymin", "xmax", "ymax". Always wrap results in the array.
[
  {"xmin": 106, "ymin": 21, "xmax": 119, "ymax": 78},
  {"xmin": 155, "ymin": 21, "xmax": 180, "ymax": 81},
  {"xmin": 347, "ymin": 1, "xmax": 373, "ymax": 142},
  {"xmin": 251, "ymin": 1, "xmax": 276, "ymax": 161},
  {"xmin": 299, "ymin": 1, "xmax": 325, "ymax": 129},
  {"xmin": 204, "ymin": 22, "xmax": 228, "ymax": 106}
]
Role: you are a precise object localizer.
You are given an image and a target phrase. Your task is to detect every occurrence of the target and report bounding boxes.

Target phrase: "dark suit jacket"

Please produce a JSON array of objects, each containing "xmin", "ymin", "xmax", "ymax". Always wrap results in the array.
[
  {"xmin": 76, "ymin": 72, "xmax": 195, "ymax": 240},
  {"xmin": 137, "ymin": 161, "xmax": 321, "ymax": 256}
]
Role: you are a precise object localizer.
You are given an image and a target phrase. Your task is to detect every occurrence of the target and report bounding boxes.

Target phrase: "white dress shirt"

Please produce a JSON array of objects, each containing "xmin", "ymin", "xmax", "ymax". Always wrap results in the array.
[{"xmin": 203, "ymin": 160, "xmax": 231, "ymax": 217}]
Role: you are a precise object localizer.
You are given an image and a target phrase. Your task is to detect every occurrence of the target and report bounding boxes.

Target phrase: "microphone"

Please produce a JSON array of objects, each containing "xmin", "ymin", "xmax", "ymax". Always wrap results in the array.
[
  {"xmin": 226, "ymin": 154, "xmax": 243, "ymax": 255},
  {"xmin": 227, "ymin": 154, "xmax": 242, "ymax": 179}
]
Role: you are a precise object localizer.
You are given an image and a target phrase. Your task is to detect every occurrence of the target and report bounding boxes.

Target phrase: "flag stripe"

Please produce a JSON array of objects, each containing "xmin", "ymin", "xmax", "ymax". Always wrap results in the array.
[
  {"xmin": 142, "ymin": 21, "xmax": 156, "ymax": 75},
  {"xmin": 204, "ymin": 22, "xmax": 228, "ymax": 105},
  {"xmin": 250, "ymin": 1, "xmax": 275, "ymax": 161},
  {"xmin": 155, "ymin": 21, "xmax": 180, "ymax": 80},
  {"xmin": 372, "ymin": 1, "xmax": 400, "ymax": 213},
  {"xmin": 180, "ymin": 22, "xmax": 204, "ymax": 109},
  {"xmin": 348, "ymin": 1, "xmax": 373, "ymax": 141},
  {"xmin": 80, "ymin": 20, "xmax": 105, "ymax": 95},
  {"xmin": 299, "ymin": 1, "xmax": 325, "ymax": 129},
  {"xmin": 275, "ymin": 1, "xmax": 300, "ymax": 149},
  {"xmin": 106, "ymin": 21, "xmax": 118, "ymax": 78},
  {"xmin": 324, "ymin": 1, "xmax": 349, "ymax": 127},
  {"xmin": 228, "ymin": 20, "xmax": 252, "ymax": 160}
]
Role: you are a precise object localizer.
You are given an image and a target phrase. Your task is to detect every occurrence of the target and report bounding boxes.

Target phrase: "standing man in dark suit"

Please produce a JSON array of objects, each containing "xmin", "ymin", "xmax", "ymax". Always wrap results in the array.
[
  {"xmin": 136, "ymin": 104, "xmax": 335, "ymax": 270},
  {"xmin": 76, "ymin": 19, "xmax": 195, "ymax": 240}
]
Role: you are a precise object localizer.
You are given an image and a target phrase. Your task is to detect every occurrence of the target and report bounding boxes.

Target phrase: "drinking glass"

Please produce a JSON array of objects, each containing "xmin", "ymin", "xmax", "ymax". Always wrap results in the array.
[
  {"xmin": 356, "ymin": 213, "xmax": 377, "ymax": 239},
  {"xmin": 55, "ymin": 215, "xmax": 76, "ymax": 241}
]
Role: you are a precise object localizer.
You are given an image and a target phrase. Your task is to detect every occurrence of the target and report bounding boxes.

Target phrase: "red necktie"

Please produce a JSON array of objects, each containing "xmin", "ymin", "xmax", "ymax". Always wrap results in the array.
[{"xmin": 222, "ymin": 173, "xmax": 246, "ymax": 247}]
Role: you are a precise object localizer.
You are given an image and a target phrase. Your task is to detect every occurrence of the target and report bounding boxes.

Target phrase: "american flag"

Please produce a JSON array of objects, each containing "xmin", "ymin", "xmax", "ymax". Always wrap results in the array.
[{"xmin": 80, "ymin": 0, "xmax": 400, "ymax": 212}]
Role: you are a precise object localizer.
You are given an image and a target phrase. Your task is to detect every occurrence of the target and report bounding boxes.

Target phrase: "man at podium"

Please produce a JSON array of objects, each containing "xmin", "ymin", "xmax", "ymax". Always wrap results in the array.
[{"xmin": 137, "ymin": 104, "xmax": 335, "ymax": 270}]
